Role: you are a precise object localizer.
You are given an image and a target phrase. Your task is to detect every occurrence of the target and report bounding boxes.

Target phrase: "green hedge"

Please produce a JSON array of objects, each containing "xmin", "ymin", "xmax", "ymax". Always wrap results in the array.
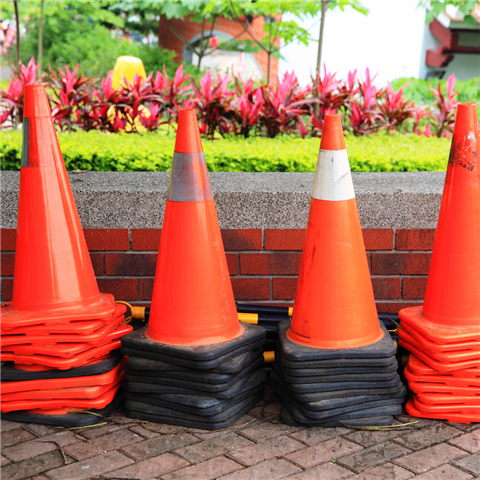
[{"xmin": 1, "ymin": 130, "xmax": 451, "ymax": 172}]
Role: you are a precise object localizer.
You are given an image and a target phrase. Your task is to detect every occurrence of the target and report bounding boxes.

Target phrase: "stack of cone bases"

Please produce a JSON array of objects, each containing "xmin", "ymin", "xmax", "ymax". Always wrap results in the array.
[
  {"xmin": 0, "ymin": 85, "xmax": 132, "ymax": 427},
  {"xmin": 399, "ymin": 103, "xmax": 480, "ymax": 424},
  {"xmin": 121, "ymin": 110, "xmax": 266, "ymax": 431},
  {"xmin": 271, "ymin": 115, "xmax": 406, "ymax": 428}
]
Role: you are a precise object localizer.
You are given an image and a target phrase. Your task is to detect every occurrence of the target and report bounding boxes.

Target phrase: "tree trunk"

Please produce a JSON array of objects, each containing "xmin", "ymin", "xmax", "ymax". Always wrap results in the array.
[
  {"xmin": 197, "ymin": 18, "xmax": 206, "ymax": 69},
  {"xmin": 316, "ymin": 0, "xmax": 329, "ymax": 74},
  {"xmin": 38, "ymin": 0, "xmax": 44, "ymax": 73},
  {"xmin": 14, "ymin": 0, "xmax": 20, "ymax": 64},
  {"xmin": 267, "ymin": 52, "xmax": 271, "ymax": 84}
]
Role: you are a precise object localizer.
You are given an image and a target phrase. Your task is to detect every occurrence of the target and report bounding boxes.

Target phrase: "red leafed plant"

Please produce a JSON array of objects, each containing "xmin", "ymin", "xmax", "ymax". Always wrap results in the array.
[
  {"xmin": 189, "ymin": 70, "xmax": 235, "ymax": 139},
  {"xmin": 48, "ymin": 64, "xmax": 96, "ymax": 131},
  {"xmin": 259, "ymin": 71, "xmax": 312, "ymax": 138},
  {"xmin": 231, "ymin": 75, "xmax": 264, "ymax": 138},
  {"xmin": 427, "ymin": 73, "xmax": 459, "ymax": 138},
  {"xmin": 1, "ymin": 57, "xmax": 42, "ymax": 127},
  {"xmin": 378, "ymin": 81, "xmax": 417, "ymax": 132}
]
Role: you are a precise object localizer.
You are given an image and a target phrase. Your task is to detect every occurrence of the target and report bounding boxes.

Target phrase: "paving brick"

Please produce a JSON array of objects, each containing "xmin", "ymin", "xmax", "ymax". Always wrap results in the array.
[
  {"xmin": 3, "ymin": 438, "xmax": 58, "ymax": 462},
  {"xmin": 89, "ymin": 252, "xmax": 104, "ymax": 275},
  {"xmin": 47, "ymin": 450, "xmax": 133, "ymax": 480},
  {"xmin": 84, "ymin": 229, "xmax": 130, "ymax": 251},
  {"xmin": 139, "ymin": 423, "xmax": 185, "ymax": 435},
  {"xmin": 226, "ymin": 253, "xmax": 239, "ymax": 275},
  {"xmin": 363, "ymin": 229, "xmax": 394, "ymax": 250},
  {"xmin": 394, "ymin": 423, "xmax": 462, "ymax": 451},
  {"xmin": 240, "ymin": 253, "xmax": 302, "ymax": 275},
  {"xmin": 346, "ymin": 430, "xmax": 405, "ymax": 448},
  {"xmin": 403, "ymin": 277, "xmax": 428, "ymax": 299},
  {"xmin": 228, "ymin": 434, "xmax": 304, "ymax": 466},
  {"xmin": 1, "ymin": 252, "xmax": 15, "ymax": 275},
  {"xmin": 131, "ymin": 228, "xmax": 162, "ymax": 251},
  {"xmin": 412, "ymin": 464, "xmax": 473, "ymax": 480},
  {"xmin": 75, "ymin": 422, "xmax": 130, "ymax": 439},
  {"xmin": 1, "ymin": 229, "xmax": 16, "ymax": 251},
  {"xmin": 162, "ymin": 455, "xmax": 242, "ymax": 480},
  {"xmin": 2, "ymin": 451, "xmax": 64, "ymax": 480},
  {"xmin": 240, "ymin": 422, "xmax": 302, "ymax": 443},
  {"xmin": 272, "ymin": 277, "xmax": 297, "ymax": 300},
  {"xmin": 290, "ymin": 428, "xmax": 351, "ymax": 447},
  {"xmin": 187, "ymin": 415, "xmax": 260, "ymax": 440},
  {"xmin": 394, "ymin": 443, "xmax": 467, "ymax": 474},
  {"xmin": 337, "ymin": 441, "xmax": 411, "ymax": 473},
  {"xmin": 218, "ymin": 458, "xmax": 301, "ymax": 480},
  {"xmin": 396, "ymin": 229, "xmax": 436, "ymax": 251},
  {"xmin": 121, "ymin": 432, "xmax": 198, "ymax": 461},
  {"xmin": 64, "ymin": 428, "xmax": 143, "ymax": 460},
  {"xmin": 128, "ymin": 424, "xmax": 160, "ymax": 439},
  {"xmin": 1, "ymin": 428, "xmax": 35, "ymax": 447},
  {"xmin": 371, "ymin": 253, "xmax": 431, "ymax": 275},
  {"xmin": 0, "ymin": 420, "xmax": 22, "ymax": 432},
  {"xmin": 372, "ymin": 277, "xmax": 401, "ymax": 299},
  {"xmin": 103, "ymin": 452, "xmax": 189, "ymax": 479},
  {"xmin": 221, "ymin": 229, "xmax": 262, "ymax": 251},
  {"xmin": 23, "ymin": 424, "xmax": 57, "ymax": 437},
  {"xmin": 286, "ymin": 438, "xmax": 363, "ymax": 469},
  {"xmin": 287, "ymin": 462, "xmax": 354, "ymax": 480},
  {"xmin": 452, "ymin": 452, "xmax": 480, "ymax": 476},
  {"xmin": 34, "ymin": 431, "xmax": 82, "ymax": 448},
  {"xmin": 96, "ymin": 278, "xmax": 138, "ymax": 300},
  {"xmin": 449, "ymin": 429, "xmax": 480, "ymax": 453},
  {"xmin": 105, "ymin": 253, "xmax": 157, "ymax": 276},
  {"xmin": 1, "ymin": 277, "xmax": 13, "ymax": 302},
  {"xmin": 1, "ymin": 455, "xmax": 11, "ymax": 466},
  {"xmin": 265, "ymin": 229, "xmax": 306, "ymax": 251},
  {"xmin": 231, "ymin": 278, "xmax": 270, "ymax": 300},
  {"xmin": 139, "ymin": 277, "xmax": 154, "ymax": 300},
  {"xmin": 349, "ymin": 462, "xmax": 413, "ymax": 479},
  {"xmin": 175, "ymin": 432, "xmax": 253, "ymax": 464}
]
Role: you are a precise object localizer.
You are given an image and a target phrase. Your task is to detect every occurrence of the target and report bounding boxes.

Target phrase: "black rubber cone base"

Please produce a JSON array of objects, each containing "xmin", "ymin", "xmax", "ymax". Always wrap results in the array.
[
  {"xmin": 269, "ymin": 370, "xmax": 405, "ymax": 402},
  {"xmin": 280, "ymin": 406, "xmax": 395, "ymax": 427},
  {"xmin": 125, "ymin": 379, "xmax": 266, "ymax": 417},
  {"xmin": 126, "ymin": 369, "xmax": 266, "ymax": 399},
  {"xmin": 1, "ymin": 354, "xmax": 122, "ymax": 381},
  {"xmin": 283, "ymin": 359, "xmax": 399, "ymax": 377},
  {"xmin": 1, "ymin": 391, "xmax": 124, "ymax": 427},
  {"xmin": 127, "ymin": 348, "xmax": 263, "ymax": 375},
  {"xmin": 125, "ymin": 394, "xmax": 262, "ymax": 431},
  {"xmin": 271, "ymin": 362, "xmax": 403, "ymax": 394},
  {"xmin": 282, "ymin": 354, "xmax": 398, "ymax": 370},
  {"xmin": 125, "ymin": 354, "xmax": 263, "ymax": 393},
  {"xmin": 121, "ymin": 324, "xmax": 265, "ymax": 369},
  {"xmin": 279, "ymin": 321, "xmax": 395, "ymax": 362}
]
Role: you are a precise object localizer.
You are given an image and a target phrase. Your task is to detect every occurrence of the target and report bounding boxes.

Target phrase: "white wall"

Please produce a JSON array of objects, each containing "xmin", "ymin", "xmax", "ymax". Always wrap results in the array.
[{"xmin": 279, "ymin": 0, "xmax": 427, "ymax": 87}]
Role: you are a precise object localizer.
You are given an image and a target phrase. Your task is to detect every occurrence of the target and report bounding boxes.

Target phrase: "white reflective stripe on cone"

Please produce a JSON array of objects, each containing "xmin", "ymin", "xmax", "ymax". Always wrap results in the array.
[{"xmin": 312, "ymin": 149, "xmax": 355, "ymax": 201}]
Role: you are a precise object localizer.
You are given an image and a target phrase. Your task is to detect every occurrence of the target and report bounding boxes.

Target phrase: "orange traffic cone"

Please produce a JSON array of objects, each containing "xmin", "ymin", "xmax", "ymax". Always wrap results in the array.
[
  {"xmin": 145, "ymin": 109, "xmax": 241, "ymax": 346},
  {"xmin": 288, "ymin": 114, "xmax": 383, "ymax": 349},
  {"xmin": 400, "ymin": 103, "xmax": 480, "ymax": 344},
  {"xmin": 1, "ymin": 85, "xmax": 116, "ymax": 329}
]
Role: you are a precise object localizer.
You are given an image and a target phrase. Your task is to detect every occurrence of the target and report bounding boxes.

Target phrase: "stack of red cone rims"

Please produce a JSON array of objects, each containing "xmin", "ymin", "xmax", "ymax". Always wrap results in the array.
[
  {"xmin": 0, "ymin": 85, "xmax": 132, "ymax": 427},
  {"xmin": 121, "ymin": 110, "xmax": 266, "ymax": 430},
  {"xmin": 271, "ymin": 115, "xmax": 406, "ymax": 427},
  {"xmin": 399, "ymin": 103, "xmax": 480, "ymax": 424}
]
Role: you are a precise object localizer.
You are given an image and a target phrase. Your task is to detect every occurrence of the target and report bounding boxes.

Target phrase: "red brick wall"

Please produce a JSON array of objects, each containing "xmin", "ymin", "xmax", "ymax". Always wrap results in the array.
[
  {"xmin": 158, "ymin": 15, "xmax": 280, "ymax": 80},
  {"xmin": 0, "ymin": 228, "xmax": 434, "ymax": 313}
]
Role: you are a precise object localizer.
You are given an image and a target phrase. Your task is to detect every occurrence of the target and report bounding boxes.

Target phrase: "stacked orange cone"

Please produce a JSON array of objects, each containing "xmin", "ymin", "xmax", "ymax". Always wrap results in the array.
[
  {"xmin": 399, "ymin": 103, "xmax": 480, "ymax": 424},
  {"xmin": 1, "ymin": 85, "xmax": 132, "ymax": 427}
]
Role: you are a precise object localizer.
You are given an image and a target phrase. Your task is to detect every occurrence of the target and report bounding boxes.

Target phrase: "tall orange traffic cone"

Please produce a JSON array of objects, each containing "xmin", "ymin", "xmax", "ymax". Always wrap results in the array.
[
  {"xmin": 288, "ymin": 114, "xmax": 382, "ymax": 349},
  {"xmin": 1, "ymin": 85, "xmax": 115, "ymax": 329},
  {"xmin": 273, "ymin": 115, "xmax": 404, "ymax": 428},
  {"xmin": 400, "ymin": 103, "xmax": 480, "ymax": 343},
  {"xmin": 146, "ymin": 109, "xmax": 241, "ymax": 346},
  {"xmin": 121, "ymin": 109, "xmax": 266, "ymax": 430}
]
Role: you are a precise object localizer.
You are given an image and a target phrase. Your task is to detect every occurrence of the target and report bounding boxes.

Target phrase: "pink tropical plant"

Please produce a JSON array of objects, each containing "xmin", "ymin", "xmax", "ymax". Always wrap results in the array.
[
  {"xmin": 378, "ymin": 82, "xmax": 417, "ymax": 132},
  {"xmin": 427, "ymin": 73, "xmax": 459, "ymax": 138},
  {"xmin": 231, "ymin": 75, "xmax": 264, "ymax": 138}
]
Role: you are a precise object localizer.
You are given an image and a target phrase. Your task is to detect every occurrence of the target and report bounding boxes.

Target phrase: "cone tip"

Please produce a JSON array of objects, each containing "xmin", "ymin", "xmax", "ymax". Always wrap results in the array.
[
  {"xmin": 175, "ymin": 109, "xmax": 203, "ymax": 154},
  {"xmin": 24, "ymin": 84, "xmax": 51, "ymax": 119},
  {"xmin": 320, "ymin": 114, "xmax": 346, "ymax": 151}
]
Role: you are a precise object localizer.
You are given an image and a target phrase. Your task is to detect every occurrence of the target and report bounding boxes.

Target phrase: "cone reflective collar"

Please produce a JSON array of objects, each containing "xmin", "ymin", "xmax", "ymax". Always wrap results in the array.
[
  {"xmin": 288, "ymin": 114, "xmax": 382, "ymax": 349},
  {"xmin": 146, "ymin": 109, "xmax": 242, "ymax": 346},
  {"xmin": 1, "ymin": 85, "xmax": 115, "ymax": 329},
  {"xmin": 400, "ymin": 103, "xmax": 480, "ymax": 342}
]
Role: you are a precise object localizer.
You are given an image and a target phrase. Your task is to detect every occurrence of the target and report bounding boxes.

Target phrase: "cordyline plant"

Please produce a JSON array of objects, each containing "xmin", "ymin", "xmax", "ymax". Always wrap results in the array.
[
  {"xmin": 428, "ymin": 73, "xmax": 459, "ymax": 138},
  {"xmin": 259, "ymin": 71, "xmax": 312, "ymax": 138},
  {"xmin": 378, "ymin": 81, "xmax": 417, "ymax": 132},
  {"xmin": 0, "ymin": 57, "xmax": 42, "ymax": 126}
]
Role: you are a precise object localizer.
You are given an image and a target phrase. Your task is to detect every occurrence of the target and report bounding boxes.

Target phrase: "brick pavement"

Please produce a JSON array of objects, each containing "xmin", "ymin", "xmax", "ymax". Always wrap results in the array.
[{"xmin": 2, "ymin": 388, "xmax": 479, "ymax": 480}]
